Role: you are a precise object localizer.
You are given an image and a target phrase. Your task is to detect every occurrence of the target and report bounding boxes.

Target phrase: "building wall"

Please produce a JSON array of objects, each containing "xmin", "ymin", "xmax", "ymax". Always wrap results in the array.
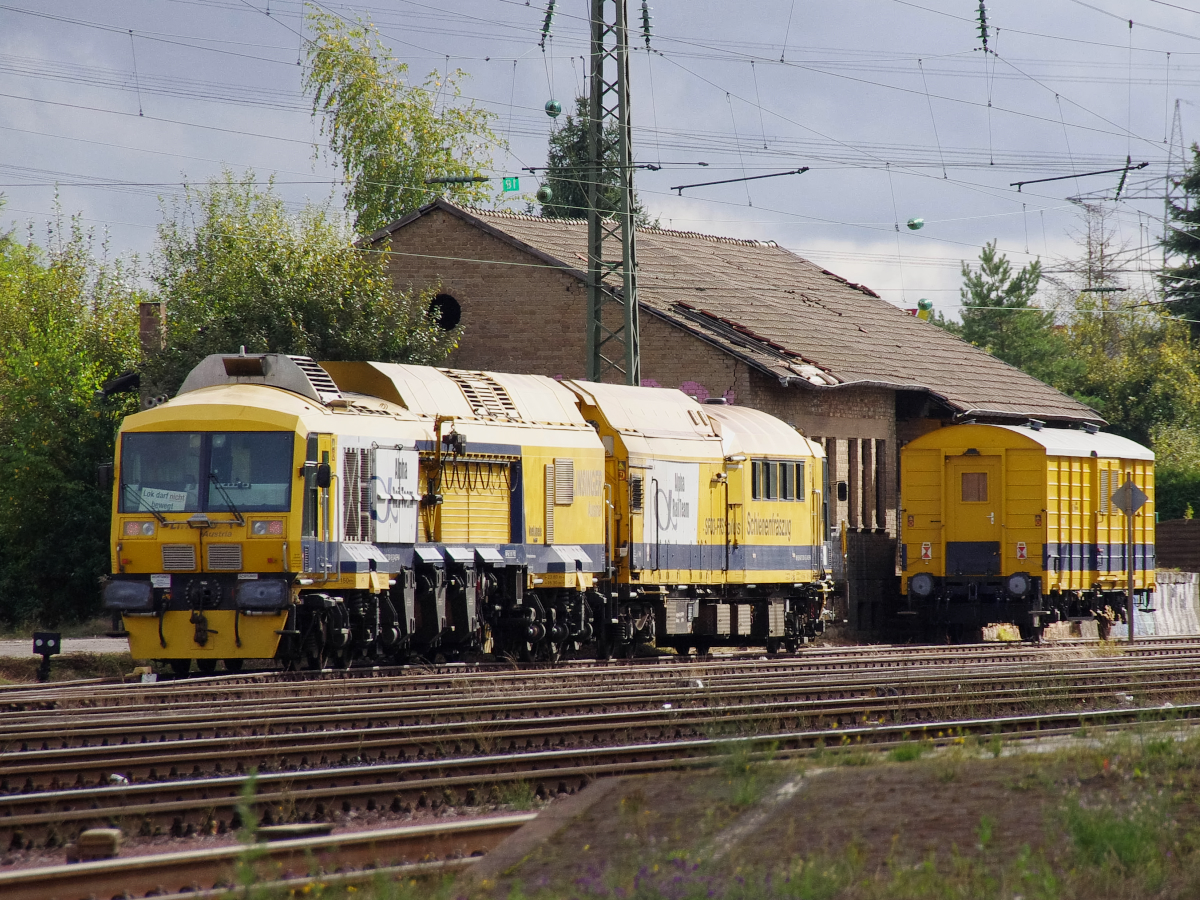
[
  {"xmin": 379, "ymin": 208, "xmax": 590, "ymax": 377},
  {"xmin": 379, "ymin": 209, "xmax": 900, "ymax": 632},
  {"xmin": 1158, "ymin": 520, "xmax": 1200, "ymax": 572}
]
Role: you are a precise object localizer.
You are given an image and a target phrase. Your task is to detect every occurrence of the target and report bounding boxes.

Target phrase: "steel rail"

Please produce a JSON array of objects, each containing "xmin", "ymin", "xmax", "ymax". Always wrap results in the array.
[
  {"xmin": 5, "ymin": 665, "xmax": 1200, "ymax": 790},
  {"xmin": 11, "ymin": 646, "xmax": 1197, "ymax": 716},
  {"xmin": 13, "ymin": 639, "xmax": 1200, "ymax": 708},
  {"xmin": 0, "ymin": 814, "xmax": 530, "ymax": 900},
  {"xmin": 4, "ymin": 654, "xmax": 1196, "ymax": 746},
  {"xmin": 142, "ymin": 859, "xmax": 474, "ymax": 900},
  {"xmin": 4, "ymin": 702, "xmax": 1197, "ymax": 853}
]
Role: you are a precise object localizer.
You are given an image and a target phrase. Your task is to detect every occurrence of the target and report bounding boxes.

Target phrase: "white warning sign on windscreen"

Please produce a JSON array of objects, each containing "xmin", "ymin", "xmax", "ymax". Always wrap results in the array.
[{"xmin": 645, "ymin": 461, "xmax": 699, "ymax": 545}]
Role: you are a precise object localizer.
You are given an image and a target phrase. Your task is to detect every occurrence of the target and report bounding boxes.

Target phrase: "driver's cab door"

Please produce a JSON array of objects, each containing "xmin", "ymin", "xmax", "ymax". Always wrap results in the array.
[{"xmin": 301, "ymin": 434, "xmax": 335, "ymax": 576}]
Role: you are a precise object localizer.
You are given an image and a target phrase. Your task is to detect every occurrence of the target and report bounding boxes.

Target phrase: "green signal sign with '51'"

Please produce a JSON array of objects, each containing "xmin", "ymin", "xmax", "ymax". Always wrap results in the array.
[{"xmin": 502, "ymin": 177, "xmax": 519, "ymax": 192}]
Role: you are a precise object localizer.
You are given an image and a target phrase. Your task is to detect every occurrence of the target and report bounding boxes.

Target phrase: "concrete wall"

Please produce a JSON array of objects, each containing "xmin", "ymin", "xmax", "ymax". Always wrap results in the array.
[{"xmin": 1108, "ymin": 571, "xmax": 1200, "ymax": 638}]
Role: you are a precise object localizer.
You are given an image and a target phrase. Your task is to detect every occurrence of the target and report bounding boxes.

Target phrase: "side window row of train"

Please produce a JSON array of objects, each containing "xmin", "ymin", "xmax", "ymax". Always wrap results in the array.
[{"xmin": 750, "ymin": 460, "xmax": 807, "ymax": 502}]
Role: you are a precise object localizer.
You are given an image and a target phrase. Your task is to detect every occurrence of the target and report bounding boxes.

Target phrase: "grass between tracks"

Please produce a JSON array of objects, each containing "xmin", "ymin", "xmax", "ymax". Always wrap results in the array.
[
  {"xmin": 203, "ymin": 723, "xmax": 1200, "ymax": 900},
  {"xmin": 0, "ymin": 651, "xmax": 138, "ymax": 683},
  {"xmin": 445, "ymin": 725, "xmax": 1200, "ymax": 900}
]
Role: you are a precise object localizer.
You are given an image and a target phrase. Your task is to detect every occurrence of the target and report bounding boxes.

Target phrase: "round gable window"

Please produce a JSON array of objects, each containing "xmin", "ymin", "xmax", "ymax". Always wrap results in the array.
[{"xmin": 429, "ymin": 293, "xmax": 461, "ymax": 330}]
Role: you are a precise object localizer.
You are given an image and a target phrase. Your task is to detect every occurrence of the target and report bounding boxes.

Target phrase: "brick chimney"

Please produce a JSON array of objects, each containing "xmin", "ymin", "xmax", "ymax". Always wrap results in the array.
[
  {"xmin": 138, "ymin": 301, "xmax": 166, "ymax": 356},
  {"xmin": 138, "ymin": 301, "xmax": 166, "ymax": 408}
]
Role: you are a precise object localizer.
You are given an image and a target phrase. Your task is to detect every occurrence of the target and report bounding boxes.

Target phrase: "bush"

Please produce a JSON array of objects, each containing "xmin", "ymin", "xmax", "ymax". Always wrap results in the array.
[{"xmin": 0, "ymin": 212, "xmax": 140, "ymax": 626}]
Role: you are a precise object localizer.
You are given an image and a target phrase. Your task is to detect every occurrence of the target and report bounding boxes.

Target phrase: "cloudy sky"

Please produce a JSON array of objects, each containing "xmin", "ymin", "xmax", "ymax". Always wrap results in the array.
[{"xmin": 1, "ymin": 0, "xmax": 1196, "ymax": 315}]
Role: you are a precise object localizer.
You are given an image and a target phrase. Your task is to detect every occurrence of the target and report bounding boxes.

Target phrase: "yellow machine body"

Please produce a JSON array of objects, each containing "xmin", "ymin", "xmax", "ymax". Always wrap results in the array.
[{"xmin": 105, "ymin": 353, "xmax": 831, "ymax": 667}]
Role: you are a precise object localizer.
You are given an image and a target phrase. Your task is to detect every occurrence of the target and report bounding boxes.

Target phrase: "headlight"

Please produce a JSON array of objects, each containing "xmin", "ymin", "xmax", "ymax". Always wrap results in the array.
[
  {"xmin": 236, "ymin": 579, "xmax": 290, "ymax": 610},
  {"xmin": 123, "ymin": 521, "xmax": 156, "ymax": 537},
  {"xmin": 103, "ymin": 580, "xmax": 154, "ymax": 611},
  {"xmin": 1007, "ymin": 572, "xmax": 1031, "ymax": 599},
  {"xmin": 909, "ymin": 572, "xmax": 935, "ymax": 599},
  {"xmin": 251, "ymin": 520, "xmax": 284, "ymax": 536}
]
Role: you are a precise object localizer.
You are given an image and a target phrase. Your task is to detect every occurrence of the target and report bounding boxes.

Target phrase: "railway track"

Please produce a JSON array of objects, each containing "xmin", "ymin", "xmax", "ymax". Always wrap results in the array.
[
  {"xmin": 3, "ymin": 659, "xmax": 1199, "ymax": 790},
  {"xmin": 0, "ymin": 813, "xmax": 531, "ymax": 900},
  {"xmin": 4, "ymin": 699, "xmax": 1197, "ymax": 855},
  {"xmin": 6, "ymin": 640, "xmax": 1200, "ymax": 891},
  {"xmin": 9, "ymin": 636, "xmax": 1200, "ymax": 712},
  {"xmin": 6, "ymin": 640, "xmax": 1200, "ymax": 721}
]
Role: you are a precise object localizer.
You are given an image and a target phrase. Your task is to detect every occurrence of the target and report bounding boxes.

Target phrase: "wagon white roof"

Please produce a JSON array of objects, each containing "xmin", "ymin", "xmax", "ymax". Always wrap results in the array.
[
  {"xmin": 704, "ymin": 404, "xmax": 825, "ymax": 460},
  {"xmin": 992, "ymin": 424, "xmax": 1153, "ymax": 460},
  {"xmin": 563, "ymin": 381, "xmax": 724, "ymax": 461}
]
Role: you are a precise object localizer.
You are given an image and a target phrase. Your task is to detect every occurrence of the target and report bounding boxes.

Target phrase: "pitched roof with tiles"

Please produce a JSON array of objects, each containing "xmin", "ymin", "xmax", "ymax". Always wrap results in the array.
[{"xmin": 371, "ymin": 200, "xmax": 1101, "ymax": 424}]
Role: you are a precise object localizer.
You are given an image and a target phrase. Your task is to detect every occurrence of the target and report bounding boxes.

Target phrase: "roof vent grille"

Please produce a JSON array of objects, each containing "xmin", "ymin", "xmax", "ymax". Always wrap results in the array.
[
  {"xmin": 441, "ymin": 370, "xmax": 522, "ymax": 420},
  {"xmin": 287, "ymin": 356, "xmax": 343, "ymax": 403}
]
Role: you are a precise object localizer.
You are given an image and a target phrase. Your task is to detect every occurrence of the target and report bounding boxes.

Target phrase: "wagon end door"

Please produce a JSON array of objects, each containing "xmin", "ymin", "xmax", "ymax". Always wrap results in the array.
[{"xmin": 945, "ymin": 455, "xmax": 1002, "ymax": 575}]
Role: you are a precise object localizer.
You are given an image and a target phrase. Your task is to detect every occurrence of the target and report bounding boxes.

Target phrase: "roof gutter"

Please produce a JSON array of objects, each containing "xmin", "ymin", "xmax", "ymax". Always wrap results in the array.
[{"xmin": 953, "ymin": 407, "xmax": 1107, "ymax": 427}]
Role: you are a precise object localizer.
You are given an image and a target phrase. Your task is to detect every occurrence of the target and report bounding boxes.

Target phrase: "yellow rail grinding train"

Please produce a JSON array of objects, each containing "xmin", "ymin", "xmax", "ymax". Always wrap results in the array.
[
  {"xmin": 900, "ymin": 422, "xmax": 1155, "ymax": 639},
  {"xmin": 102, "ymin": 353, "xmax": 832, "ymax": 672}
]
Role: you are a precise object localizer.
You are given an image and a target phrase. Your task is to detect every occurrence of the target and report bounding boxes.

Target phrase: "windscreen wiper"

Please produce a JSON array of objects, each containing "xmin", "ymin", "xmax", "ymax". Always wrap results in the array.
[
  {"xmin": 120, "ymin": 483, "xmax": 167, "ymax": 524},
  {"xmin": 208, "ymin": 472, "xmax": 246, "ymax": 526}
]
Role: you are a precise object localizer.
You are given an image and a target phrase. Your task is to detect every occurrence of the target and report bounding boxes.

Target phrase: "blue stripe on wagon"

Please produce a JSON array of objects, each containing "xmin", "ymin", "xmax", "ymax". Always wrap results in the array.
[
  {"xmin": 634, "ymin": 543, "xmax": 819, "ymax": 572},
  {"xmin": 1043, "ymin": 542, "xmax": 1155, "ymax": 573}
]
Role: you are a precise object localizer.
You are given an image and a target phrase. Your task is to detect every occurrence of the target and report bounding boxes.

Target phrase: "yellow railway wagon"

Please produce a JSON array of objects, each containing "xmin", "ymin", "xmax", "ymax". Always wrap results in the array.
[
  {"xmin": 567, "ymin": 382, "xmax": 831, "ymax": 653},
  {"xmin": 900, "ymin": 422, "xmax": 1154, "ymax": 639}
]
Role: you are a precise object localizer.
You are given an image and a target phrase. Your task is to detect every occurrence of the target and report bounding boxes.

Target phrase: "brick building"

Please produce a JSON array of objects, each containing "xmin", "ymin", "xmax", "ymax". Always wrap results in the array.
[{"xmin": 368, "ymin": 199, "xmax": 1100, "ymax": 632}]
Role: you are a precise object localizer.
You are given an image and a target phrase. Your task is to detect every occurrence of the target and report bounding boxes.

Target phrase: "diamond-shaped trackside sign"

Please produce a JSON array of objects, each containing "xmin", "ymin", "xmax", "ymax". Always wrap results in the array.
[{"xmin": 1111, "ymin": 478, "xmax": 1148, "ymax": 516}]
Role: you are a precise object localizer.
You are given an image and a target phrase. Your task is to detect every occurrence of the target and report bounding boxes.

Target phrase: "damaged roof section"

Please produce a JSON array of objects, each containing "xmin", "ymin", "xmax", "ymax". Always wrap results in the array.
[{"xmin": 371, "ymin": 200, "xmax": 1102, "ymax": 425}]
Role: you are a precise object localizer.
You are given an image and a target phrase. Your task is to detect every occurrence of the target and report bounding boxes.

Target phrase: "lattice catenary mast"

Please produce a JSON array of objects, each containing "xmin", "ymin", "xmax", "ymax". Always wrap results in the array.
[{"xmin": 586, "ymin": 0, "xmax": 641, "ymax": 384}]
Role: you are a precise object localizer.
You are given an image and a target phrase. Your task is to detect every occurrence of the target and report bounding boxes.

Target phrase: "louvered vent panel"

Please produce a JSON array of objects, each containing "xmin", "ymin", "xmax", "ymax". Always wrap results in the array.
[
  {"xmin": 343, "ymin": 449, "xmax": 361, "ymax": 541},
  {"xmin": 207, "ymin": 544, "xmax": 243, "ymax": 571},
  {"xmin": 162, "ymin": 544, "xmax": 197, "ymax": 571},
  {"xmin": 544, "ymin": 464, "xmax": 555, "ymax": 545},
  {"xmin": 629, "ymin": 476, "xmax": 644, "ymax": 512},
  {"xmin": 1099, "ymin": 469, "xmax": 1109, "ymax": 515},
  {"xmin": 554, "ymin": 458, "xmax": 575, "ymax": 505},
  {"xmin": 341, "ymin": 448, "xmax": 376, "ymax": 542},
  {"xmin": 288, "ymin": 355, "xmax": 343, "ymax": 402},
  {"xmin": 442, "ymin": 370, "xmax": 522, "ymax": 419},
  {"xmin": 359, "ymin": 448, "xmax": 374, "ymax": 543},
  {"xmin": 302, "ymin": 545, "xmax": 310, "ymax": 571}
]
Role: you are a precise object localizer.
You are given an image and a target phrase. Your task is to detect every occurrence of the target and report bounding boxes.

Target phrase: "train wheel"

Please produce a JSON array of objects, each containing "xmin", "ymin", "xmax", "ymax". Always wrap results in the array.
[
  {"xmin": 306, "ymin": 649, "xmax": 327, "ymax": 671},
  {"xmin": 765, "ymin": 640, "xmax": 781, "ymax": 654},
  {"xmin": 196, "ymin": 659, "xmax": 218, "ymax": 675},
  {"xmin": 694, "ymin": 643, "xmax": 710, "ymax": 657},
  {"xmin": 167, "ymin": 659, "xmax": 191, "ymax": 677},
  {"xmin": 224, "ymin": 659, "xmax": 244, "ymax": 673}
]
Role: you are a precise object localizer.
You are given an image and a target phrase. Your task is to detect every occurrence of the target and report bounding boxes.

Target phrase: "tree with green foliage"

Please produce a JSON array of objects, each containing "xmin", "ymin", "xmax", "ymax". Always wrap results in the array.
[
  {"xmin": 1162, "ymin": 143, "xmax": 1200, "ymax": 336},
  {"xmin": 0, "ymin": 208, "xmax": 142, "ymax": 626},
  {"xmin": 142, "ymin": 172, "xmax": 461, "ymax": 396},
  {"xmin": 1062, "ymin": 299, "xmax": 1200, "ymax": 448},
  {"xmin": 304, "ymin": 11, "xmax": 499, "ymax": 235},
  {"xmin": 1149, "ymin": 424, "xmax": 1200, "ymax": 520},
  {"xmin": 539, "ymin": 95, "xmax": 651, "ymax": 223},
  {"xmin": 948, "ymin": 240, "xmax": 1079, "ymax": 387}
]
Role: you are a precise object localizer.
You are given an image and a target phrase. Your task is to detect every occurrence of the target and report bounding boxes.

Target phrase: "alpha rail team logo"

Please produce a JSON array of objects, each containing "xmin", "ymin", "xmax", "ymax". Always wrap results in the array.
[{"xmin": 647, "ymin": 460, "xmax": 699, "ymax": 545}]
